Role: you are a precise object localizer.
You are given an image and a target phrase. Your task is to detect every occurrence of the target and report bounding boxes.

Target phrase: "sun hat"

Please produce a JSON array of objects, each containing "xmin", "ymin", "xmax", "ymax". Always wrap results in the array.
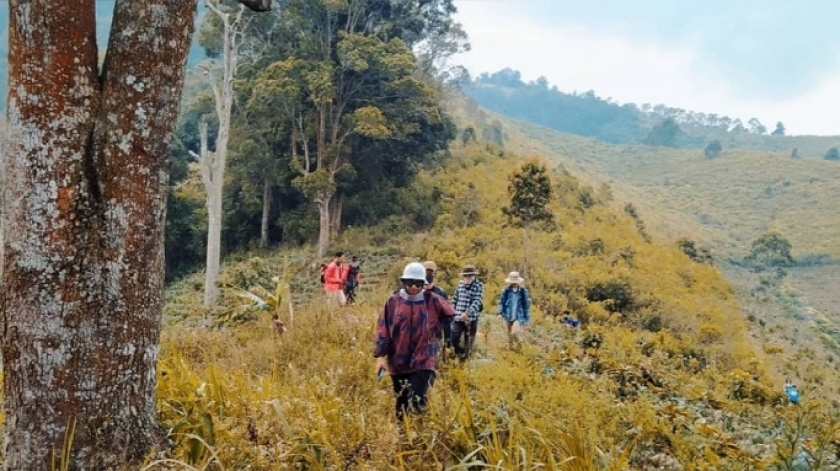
[
  {"xmin": 400, "ymin": 262, "xmax": 427, "ymax": 281},
  {"xmin": 461, "ymin": 264, "xmax": 480, "ymax": 276},
  {"xmin": 505, "ymin": 271, "xmax": 525, "ymax": 284}
]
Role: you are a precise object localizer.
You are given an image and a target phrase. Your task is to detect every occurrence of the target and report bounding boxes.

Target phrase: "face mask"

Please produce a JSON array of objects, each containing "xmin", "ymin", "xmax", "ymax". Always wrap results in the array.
[{"xmin": 426, "ymin": 274, "xmax": 435, "ymax": 284}]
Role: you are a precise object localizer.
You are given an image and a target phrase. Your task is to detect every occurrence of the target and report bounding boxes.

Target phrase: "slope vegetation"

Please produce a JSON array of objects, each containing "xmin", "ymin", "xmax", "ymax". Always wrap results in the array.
[{"xmin": 154, "ymin": 142, "xmax": 837, "ymax": 470}]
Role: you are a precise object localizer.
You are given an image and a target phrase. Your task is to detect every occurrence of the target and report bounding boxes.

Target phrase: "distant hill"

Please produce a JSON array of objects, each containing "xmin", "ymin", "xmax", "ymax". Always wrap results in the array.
[
  {"xmin": 464, "ymin": 68, "xmax": 840, "ymax": 159},
  {"xmin": 489, "ymin": 110, "xmax": 840, "ymax": 260},
  {"xmin": 0, "ymin": 1, "xmax": 208, "ymax": 110}
]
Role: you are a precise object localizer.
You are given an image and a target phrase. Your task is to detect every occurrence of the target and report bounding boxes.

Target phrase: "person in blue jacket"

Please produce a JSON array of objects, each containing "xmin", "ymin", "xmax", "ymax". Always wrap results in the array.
[
  {"xmin": 497, "ymin": 271, "xmax": 531, "ymax": 350},
  {"xmin": 785, "ymin": 378, "xmax": 800, "ymax": 405}
]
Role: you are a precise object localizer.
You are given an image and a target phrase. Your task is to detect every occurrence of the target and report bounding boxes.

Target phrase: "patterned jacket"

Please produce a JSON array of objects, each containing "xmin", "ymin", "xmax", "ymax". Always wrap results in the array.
[
  {"xmin": 374, "ymin": 289, "xmax": 456, "ymax": 374},
  {"xmin": 452, "ymin": 279, "xmax": 484, "ymax": 321}
]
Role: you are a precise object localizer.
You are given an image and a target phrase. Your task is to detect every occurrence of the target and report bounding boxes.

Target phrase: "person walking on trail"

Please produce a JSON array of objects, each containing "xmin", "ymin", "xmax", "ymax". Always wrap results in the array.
[
  {"xmin": 451, "ymin": 264, "xmax": 484, "ymax": 360},
  {"xmin": 324, "ymin": 252, "xmax": 348, "ymax": 306},
  {"xmin": 374, "ymin": 262, "xmax": 456, "ymax": 421},
  {"xmin": 497, "ymin": 271, "xmax": 531, "ymax": 350},
  {"xmin": 345, "ymin": 255, "xmax": 362, "ymax": 305},
  {"xmin": 423, "ymin": 261, "xmax": 451, "ymax": 349},
  {"xmin": 785, "ymin": 378, "xmax": 800, "ymax": 405}
]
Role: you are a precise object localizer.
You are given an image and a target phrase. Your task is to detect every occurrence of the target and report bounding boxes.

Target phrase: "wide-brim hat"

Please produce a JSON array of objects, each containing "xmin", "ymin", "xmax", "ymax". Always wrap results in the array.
[
  {"xmin": 461, "ymin": 264, "xmax": 480, "ymax": 276},
  {"xmin": 505, "ymin": 271, "xmax": 525, "ymax": 284}
]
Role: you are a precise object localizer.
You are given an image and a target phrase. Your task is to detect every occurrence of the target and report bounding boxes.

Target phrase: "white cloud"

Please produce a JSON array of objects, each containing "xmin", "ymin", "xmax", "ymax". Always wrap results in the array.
[{"xmin": 453, "ymin": 1, "xmax": 840, "ymax": 136}]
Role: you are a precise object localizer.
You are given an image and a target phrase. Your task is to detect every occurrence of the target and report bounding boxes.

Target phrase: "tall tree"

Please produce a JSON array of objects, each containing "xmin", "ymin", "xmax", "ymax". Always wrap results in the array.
[
  {"xmin": 249, "ymin": 0, "xmax": 448, "ymax": 257},
  {"xmin": 1, "ymin": 1, "xmax": 266, "ymax": 468},
  {"xmin": 190, "ymin": 0, "xmax": 246, "ymax": 307},
  {"xmin": 502, "ymin": 157, "xmax": 554, "ymax": 277},
  {"xmin": 643, "ymin": 118, "xmax": 680, "ymax": 148}
]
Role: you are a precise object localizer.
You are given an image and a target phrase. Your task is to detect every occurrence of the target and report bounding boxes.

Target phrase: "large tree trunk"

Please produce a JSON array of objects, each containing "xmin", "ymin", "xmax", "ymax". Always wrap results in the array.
[
  {"xmin": 204, "ymin": 184, "xmax": 224, "ymax": 306},
  {"xmin": 261, "ymin": 176, "xmax": 272, "ymax": 247},
  {"xmin": 317, "ymin": 197, "xmax": 331, "ymax": 258},
  {"xmin": 198, "ymin": 0, "xmax": 240, "ymax": 308},
  {"xmin": 329, "ymin": 193, "xmax": 343, "ymax": 236},
  {"xmin": 1, "ymin": 1, "xmax": 195, "ymax": 469}
]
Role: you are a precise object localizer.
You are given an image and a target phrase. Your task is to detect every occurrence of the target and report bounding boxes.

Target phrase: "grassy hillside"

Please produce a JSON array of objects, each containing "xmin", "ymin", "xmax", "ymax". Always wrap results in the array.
[
  {"xmin": 454, "ymin": 99, "xmax": 840, "ymax": 439},
  {"xmin": 490, "ymin": 111, "xmax": 840, "ymax": 261},
  {"xmin": 150, "ymin": 142, "xmax": 840, "ymax": 470}
]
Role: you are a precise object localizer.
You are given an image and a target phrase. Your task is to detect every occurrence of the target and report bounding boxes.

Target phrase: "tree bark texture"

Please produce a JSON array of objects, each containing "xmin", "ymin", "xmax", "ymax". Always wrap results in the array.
[
  {"xmin": 261, "ymin": 176, "xmax": 272, "ymax": 247},
  {"xmin": 1, "ymin": 1, "xmax": 195, "ymax": 469},
  {"xmin": 329, "ymin": 193, "xmax": 342, "ymax": 237},
  {"xmin": 317, "ymin": 197, "xmax": 331, "ymax": 258}
]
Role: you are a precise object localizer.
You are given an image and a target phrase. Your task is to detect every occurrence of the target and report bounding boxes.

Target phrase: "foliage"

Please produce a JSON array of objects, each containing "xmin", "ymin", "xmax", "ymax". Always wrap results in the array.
[
  {"xmin": 643, "ymin": 118, "xmax": 681, "ymax": 148},
  {"xmin": 826, "ymin": 147, "xmax": 840, "ymax": 161},
  {"xmin": 704, "ymin": 140, "xmax": 722, "ymax": 159},
  {"xmin": 677, "ymin": 238, "xmax": 713, "ymax": 265},
  {"xmin": 502, "ymin": 157, "xmax": 555, "ymax": 230},
  {"xmin": 746, "ymin": 231, "xmax": 795, "ymax": 268}
]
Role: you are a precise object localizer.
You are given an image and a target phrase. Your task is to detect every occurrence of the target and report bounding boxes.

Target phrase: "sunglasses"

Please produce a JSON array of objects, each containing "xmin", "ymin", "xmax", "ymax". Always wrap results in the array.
[{"xmin": 402, "ymin": 279, "xmax": 425, "ymax": 288}]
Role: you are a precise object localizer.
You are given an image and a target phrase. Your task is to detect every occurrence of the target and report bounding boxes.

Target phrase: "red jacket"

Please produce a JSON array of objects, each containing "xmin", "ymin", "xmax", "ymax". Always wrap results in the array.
[
  {"xmin": 324, "ymin": 261, "xmax": 346, "ymax": 292},
  {"xmin": 374, "ymin": 290, "xmax": 456, "ymax": 375}
]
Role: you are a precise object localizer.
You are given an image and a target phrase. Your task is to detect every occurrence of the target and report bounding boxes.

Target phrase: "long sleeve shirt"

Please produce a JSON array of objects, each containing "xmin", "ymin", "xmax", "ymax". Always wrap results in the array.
[
  {"xmin": 374, "ymin": 289, "xmax": 456, "ymax": 375},
  {"xmin": 452, "ymin": 279, "xmax": 484, "ymax": 321},
  {"xmin": 323, "ymin": 261, "xmax": 346, "ymax": 292}
]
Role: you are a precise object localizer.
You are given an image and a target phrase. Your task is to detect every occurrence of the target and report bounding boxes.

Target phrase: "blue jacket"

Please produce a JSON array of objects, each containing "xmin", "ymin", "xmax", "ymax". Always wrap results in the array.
[{"xmin": 497, "ymin": 286, "xmax": 531, "ymax": 324}]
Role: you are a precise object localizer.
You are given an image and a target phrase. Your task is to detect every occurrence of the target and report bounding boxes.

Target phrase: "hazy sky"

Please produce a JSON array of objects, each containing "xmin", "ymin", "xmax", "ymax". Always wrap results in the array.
[{"xmin": 453, "ymin": 0, "xmax": 840, "ymax": 136}]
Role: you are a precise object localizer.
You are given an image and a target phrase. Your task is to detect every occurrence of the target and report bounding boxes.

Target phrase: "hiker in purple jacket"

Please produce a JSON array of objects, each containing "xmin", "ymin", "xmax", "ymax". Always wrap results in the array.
[{"xmin": 374, "ymin": 262, "xmax": 456, "ymax": 420}]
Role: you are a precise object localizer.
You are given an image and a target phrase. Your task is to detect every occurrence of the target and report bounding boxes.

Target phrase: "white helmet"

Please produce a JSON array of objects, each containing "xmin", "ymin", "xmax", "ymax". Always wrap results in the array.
[{"xmin": 400, "ymin": 262, "xmax": 427, "ymax": 281}]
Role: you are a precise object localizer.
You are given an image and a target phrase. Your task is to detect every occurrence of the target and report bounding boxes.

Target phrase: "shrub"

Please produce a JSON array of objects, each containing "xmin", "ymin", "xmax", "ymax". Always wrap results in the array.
[{"xmin": 585, "ymin": 279, "xmax": 636, "ymax": 313}]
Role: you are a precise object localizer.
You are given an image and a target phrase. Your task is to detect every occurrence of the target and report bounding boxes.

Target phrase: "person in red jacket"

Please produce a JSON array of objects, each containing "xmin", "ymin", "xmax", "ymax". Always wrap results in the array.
[
  {"xmin": 374, "ymin": 262, "xmax": 456, "ymax": 420},
  {"xmin": 323, "ymin": 252, "xmax": 348, "ymax": 306}
]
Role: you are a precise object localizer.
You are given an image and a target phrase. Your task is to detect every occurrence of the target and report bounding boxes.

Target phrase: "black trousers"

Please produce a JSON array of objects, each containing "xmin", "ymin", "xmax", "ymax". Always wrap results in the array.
[
  {"xmin": 451, "ymin": 319, "xmax": 478, "ymax": 357},
  {"xmin": 391, "ymin": 370, "xmax": 436, "ymax": 420},
  {"xmin": 439, "ymin": 319, "xmax": 452, "ymax": 348}
]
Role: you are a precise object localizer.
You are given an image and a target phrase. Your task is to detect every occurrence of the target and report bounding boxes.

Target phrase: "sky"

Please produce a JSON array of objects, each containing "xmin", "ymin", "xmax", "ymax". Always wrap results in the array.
[{"xmin": 452, "ymin": 0, "xmax": 840, "ymax": 136}]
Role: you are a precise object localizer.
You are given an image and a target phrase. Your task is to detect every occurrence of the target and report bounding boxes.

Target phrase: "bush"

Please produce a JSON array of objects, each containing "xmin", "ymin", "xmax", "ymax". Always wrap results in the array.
[
  {"xmin": 704, "ymin": 140, "xmax": 722, "ymax": 159},
  {"xmin": 585, "ymin": 279, "xmax": 636, "ymax": 313}
]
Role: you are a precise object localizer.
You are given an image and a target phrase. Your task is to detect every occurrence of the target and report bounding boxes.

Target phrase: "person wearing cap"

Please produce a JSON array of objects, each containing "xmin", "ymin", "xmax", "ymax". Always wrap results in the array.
[
  {"xmin": 497, "ymin": 271, "xmax": 531, "ymax": 350},
  {"xmin": 423, "ymin": 261, "xmax": 451, "ymax": 349},
  {"xmin": 374, "ymin": 262, "xmax": 456, "ymax": 420},
  {"xmin": 450, "ymin": 264, "xmax": 484, "ymax": 360}
]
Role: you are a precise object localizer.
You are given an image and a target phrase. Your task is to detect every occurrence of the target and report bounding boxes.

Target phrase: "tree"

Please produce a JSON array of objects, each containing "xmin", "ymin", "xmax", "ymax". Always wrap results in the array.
[
  {"xmin": 748, "ymin": 117, "xmax": 767, "ymax": 134},
  {"xmin": 190, "ymin": 0, "xmax": 246, "ymax": 308},
  {"xmin": 1, "ymin": 1, "xmax": 267, "ymax": 468},
  {"xmin": 248, "ymin": 0, "xmax": 452, "ymax": 257},
  {"xmin": 502, "ymin": 157, "xmax": 554, "ymax": 277},
  {"xmin": 643, "ymin": 118, "xmax": 680, "ymax": 147},
  {"xmin": 771, "ymin": 121, "xmax": 786, "ymax": 136},
  {"xmin": 746, "ymin": 231, "xmax": 794, "ymax": 268},
  {"xmin": 704, "ymin": 140, "xmax": 723, "ymax": 159},
  {"xmin": 826, "ymin": 147, "xmax": 840, "ymax": 161}
]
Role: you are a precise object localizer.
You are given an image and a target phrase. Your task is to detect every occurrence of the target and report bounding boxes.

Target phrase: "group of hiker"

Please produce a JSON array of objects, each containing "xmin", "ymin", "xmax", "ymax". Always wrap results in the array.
[{"xmin": 373, "ymin": 259, "xmax": 532, "ymax": 420}]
